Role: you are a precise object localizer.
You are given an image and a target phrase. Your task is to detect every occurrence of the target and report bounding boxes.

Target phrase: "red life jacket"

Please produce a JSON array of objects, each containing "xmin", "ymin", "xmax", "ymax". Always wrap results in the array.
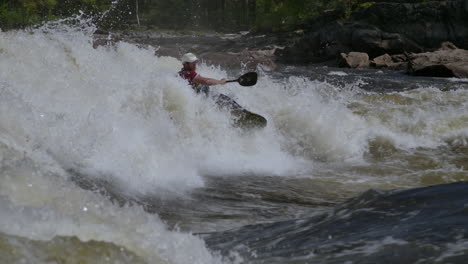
[
  {"xmin": 179, "ymin": 68, "xmax": 209, "ymax": 95},
  {"xmin": 178, "ymin": 68, "xmax": 198, "ymax": 88}
]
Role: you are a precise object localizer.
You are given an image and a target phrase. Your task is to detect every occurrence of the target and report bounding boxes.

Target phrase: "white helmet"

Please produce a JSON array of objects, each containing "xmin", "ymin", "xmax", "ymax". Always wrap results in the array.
[{"xmin": 181, "ymin": 52, "xmax": 198, "ymax": 63}]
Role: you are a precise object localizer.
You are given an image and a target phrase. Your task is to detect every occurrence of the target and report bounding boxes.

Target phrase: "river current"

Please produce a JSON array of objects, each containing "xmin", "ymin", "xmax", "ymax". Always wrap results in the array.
[{"xmin": 0, "ymin": 22, "xmax": 467, "ymax": 264}]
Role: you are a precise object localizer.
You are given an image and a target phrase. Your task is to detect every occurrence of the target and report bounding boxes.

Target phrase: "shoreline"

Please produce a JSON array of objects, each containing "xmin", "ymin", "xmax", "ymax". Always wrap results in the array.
[{"xmin": 93, "ymin": 28, "xmax": 468, "ymax": 80}]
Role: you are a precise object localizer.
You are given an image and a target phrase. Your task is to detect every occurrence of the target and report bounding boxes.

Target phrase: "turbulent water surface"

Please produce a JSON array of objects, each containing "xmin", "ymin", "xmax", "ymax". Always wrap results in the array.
[{"xmin": 0, "ymin": 22, "xmax": 467, "ymax": 264}]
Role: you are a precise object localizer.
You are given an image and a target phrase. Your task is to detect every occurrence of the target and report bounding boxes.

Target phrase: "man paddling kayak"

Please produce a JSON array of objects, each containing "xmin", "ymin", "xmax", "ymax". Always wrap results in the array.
[
  {"xmin": 178, "ymin": 52, "xmax": 226, "ymax": 95},
  {"xmin": 178, "ymin": 52, "xmax": 267, "ymax": 129}
]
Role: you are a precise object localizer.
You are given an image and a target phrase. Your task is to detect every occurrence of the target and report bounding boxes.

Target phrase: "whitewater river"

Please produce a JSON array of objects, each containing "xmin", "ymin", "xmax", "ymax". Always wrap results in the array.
[{"xmin": 1, "ymin": 23, "xmax": 467, "ymax": 264}]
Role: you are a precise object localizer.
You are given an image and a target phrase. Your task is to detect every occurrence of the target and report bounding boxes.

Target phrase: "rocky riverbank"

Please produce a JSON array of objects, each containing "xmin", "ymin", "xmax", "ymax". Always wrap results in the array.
[
  {"xmin": 93, "ymin": 0, "xmax": 468, "ymax": 78},
  {"xmin": 276, "ymin": 0, "xmax": 468, "ymax": 78},
  {"xmin": 337, "ymin": 41, "xmax": 468, "ymax": 78},
  {"xmin": 93, "ymin": 29, "xmax": 291, "ymax": 71}
]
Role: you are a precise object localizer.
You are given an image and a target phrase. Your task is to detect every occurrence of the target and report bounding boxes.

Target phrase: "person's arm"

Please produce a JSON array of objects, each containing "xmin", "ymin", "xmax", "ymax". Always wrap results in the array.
[{"xmin": 193, "ymin": 75, "xmax": 226, "ymax": 86}]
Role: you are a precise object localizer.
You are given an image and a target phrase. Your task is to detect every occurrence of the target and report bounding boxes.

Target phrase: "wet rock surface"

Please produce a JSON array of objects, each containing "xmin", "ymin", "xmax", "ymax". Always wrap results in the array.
[
  {"xmin": 339, "ymin": 52, "xmax": 370, "ymax": 68},
  {"xmin": 277, "ymin": 22, "xmax": 422, "ymax": 65},
  {"xmin": 275, "ymin": 0, "xmax": 468, "ymax": 78},
  {"xmin": 408, "ymin": 42, "xmax": 468, "ymax": 78}
]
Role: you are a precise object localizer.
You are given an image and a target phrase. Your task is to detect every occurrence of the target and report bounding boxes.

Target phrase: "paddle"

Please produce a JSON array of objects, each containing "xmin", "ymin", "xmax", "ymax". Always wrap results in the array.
[{"xmin": 226, "ymin": 72, "xmax": 257, "ymax": 86}]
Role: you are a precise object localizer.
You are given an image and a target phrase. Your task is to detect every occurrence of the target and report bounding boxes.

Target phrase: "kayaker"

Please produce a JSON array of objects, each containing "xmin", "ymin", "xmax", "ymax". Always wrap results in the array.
[{"xmin": 178, "ymin": 52, "xmax": 226, "ymax": 95}]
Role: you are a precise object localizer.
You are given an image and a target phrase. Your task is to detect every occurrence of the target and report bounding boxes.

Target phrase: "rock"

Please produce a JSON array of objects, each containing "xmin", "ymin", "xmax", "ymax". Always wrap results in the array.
[
  {"xmin": 371, "ymin": 53, "xmax": 408, "ymax": 70},
  {"xmin": 439, "ymin": 41, "xmax": 458, "ymax": 50},
  {"xmin": 391, "ymin": 54, "xmax": 408, "ymax": 63},
  {"xmin": 277, "ymin": 0, "xmax": 468, "ymax": 66},
  {"xmin": 371, "ymin": 54, "xmax": 392, "ymax": 68},
  {"xmin": 93, "ymin": 29, "xmax": 109, "ymax": 35},
  {"xmin": 350, "ymin": 28, "xmax": 419, "ymax": 57},
  {"xmin": 444, "ymin": 62, "xmax": 468, "ymax": 78},
  {"xmin": 277, "ymin": 22, "xmax": 422, "ymax": 65},
  {"xmin": 339, "ymin": 52, "xmax": 369, "ymax": 68},
  {"xmin": 408, "ymin": 42, "xmax": 468, "ymax": 78},
  {"xmin": 354, "ymin": 0, "xmax": 468, "ymax": 50}
]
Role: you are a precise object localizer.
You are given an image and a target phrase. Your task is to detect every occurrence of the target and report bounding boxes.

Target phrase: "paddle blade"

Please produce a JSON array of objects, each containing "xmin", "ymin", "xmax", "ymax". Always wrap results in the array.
[{"xmin": 237, "ymin": 72, "xmax": 257, "ymax": 86}]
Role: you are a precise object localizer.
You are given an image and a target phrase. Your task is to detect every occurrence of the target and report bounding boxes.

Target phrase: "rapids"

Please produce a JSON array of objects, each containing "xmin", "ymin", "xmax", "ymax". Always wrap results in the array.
[{"xmin": 0, "ymin": 21, "xmax": 467, "ymax": 264}]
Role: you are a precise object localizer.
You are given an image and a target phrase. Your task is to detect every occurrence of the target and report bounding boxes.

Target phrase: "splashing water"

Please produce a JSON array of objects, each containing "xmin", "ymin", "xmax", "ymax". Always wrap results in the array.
[{"xmin": 1, "ymin": 18, "xmax": 467, "ymax": 264}]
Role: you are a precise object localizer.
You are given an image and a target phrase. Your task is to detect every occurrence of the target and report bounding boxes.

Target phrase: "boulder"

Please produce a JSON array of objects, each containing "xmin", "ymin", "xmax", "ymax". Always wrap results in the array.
[
  {"xmin": 339, "ymin": 52, "xmax": 369, "ymax": 68},
  {"xmin": 371, "ymin": 54, "xmax": 392, "ymax": 68},
  {"xmin": 350, "ymin": 28, "xmax": 420, "ymax": 57},
  {"xmin": 277, "ymin": 22, "xmax": 422, "ymax": 65},
  {"xmin": 276, "ymin": 0, "xmax": 468, "ymax": 65},
  {"xmin": 439, "ymin": 41, "xmax": 459, "ymax": 51},
  {"xmin": 353, "ymin": 0, "xmax": 468, "ymax": 50},
  {"xmin": 371, "ymin": 53, "xmax": 407, "ymax": 70},
  {"xmin": 391, "ymin": 54, "xmax": 407, "ymax": 63},
  {"xmin": 408, "ymin": 42, "xmax": 468, "ymax": 78}
]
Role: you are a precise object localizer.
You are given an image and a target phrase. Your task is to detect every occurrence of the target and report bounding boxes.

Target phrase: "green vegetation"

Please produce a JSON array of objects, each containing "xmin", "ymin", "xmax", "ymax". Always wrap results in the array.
[
  {"xmin": 0, "ymin": 0, "xmax": 112, "ymax": 30},
  {"xmin": 0, "ymin": 0, "xmax": 432, "ymax": 32},
  {"xmin": 359, "ymin": 1, "xmax": 376, "ymax": 9},
  {"xmin": 136, "ymin": 0, "xmax": 375, "ymax": 32}
]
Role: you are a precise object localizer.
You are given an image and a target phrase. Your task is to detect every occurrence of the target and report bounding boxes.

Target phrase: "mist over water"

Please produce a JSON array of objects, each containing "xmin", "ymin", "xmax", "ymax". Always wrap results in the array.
[{"xmin": 0, "ymin": 20, "xmax": 467, "ymax": 263}]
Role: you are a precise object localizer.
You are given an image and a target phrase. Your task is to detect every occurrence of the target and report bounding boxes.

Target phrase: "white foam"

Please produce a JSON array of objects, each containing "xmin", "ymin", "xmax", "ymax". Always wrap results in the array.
[
  {"xmin": 2, "ymin": 24, "xmax": 468, "ymax": 194},
  {"xmin": 0, "ymin": 143, "xmax": 223, "ymax": 264},
  {"xmin": 436, "ymin": 238, "xmax": 468, "ymax": 261},
  {"xmin": 1, "ymin": 19, "xmax": 468, "ymax": 264},
  {"xmin": 331, "ymin": 236, "xmax": 409, "ymax": 258},
  {"xmin": 0, "ymin": 28, "xmax": 305, "ymax": 196},
  {"xmin": 328, "ymin": 71, "xmax": 348, "ymax": 76},
  {"xmin": 360, "ymin": 87, "xmax": 468, "ymax": 149}
]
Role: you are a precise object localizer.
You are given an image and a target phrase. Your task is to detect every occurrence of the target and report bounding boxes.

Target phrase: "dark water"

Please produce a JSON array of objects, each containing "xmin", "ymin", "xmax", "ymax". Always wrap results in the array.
[{"xmin": 203, "ymin": 182, "xmax": 468, "ymax": 263}]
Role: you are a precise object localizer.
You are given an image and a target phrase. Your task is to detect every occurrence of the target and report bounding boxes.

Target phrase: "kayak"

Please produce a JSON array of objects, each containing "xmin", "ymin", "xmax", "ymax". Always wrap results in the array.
[{"xmin": 215, "ymin": 94, "xmax": 267, "ymax": 130}]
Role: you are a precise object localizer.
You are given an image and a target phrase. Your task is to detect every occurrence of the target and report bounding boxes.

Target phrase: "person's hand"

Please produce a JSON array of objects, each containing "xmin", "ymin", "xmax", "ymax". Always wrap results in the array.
[{"xmin": 219, "ymin": 79, "xmax": 227, "ymax": 85}]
